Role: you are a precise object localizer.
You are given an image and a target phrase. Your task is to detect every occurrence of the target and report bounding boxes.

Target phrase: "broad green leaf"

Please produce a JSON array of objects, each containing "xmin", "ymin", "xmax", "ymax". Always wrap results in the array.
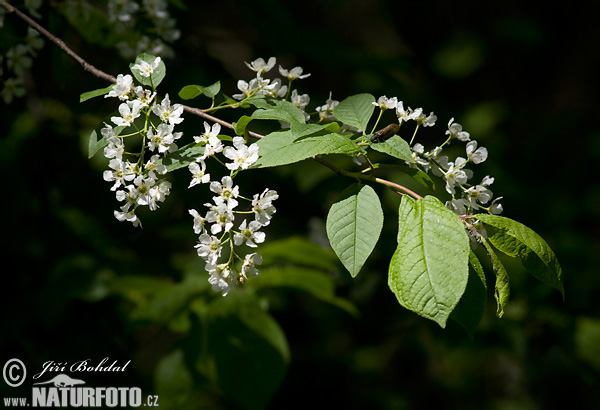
[
  {"xmin": 80, "ymin": 84, "xmax": 114, "ymax": 103},
  {"xmin": 326, "ymin": 184, "xmax": 383, "ymax": 277},
  {"xmin": 396, "ymin": 166, "xmax": 435, "ymax": 190},
  {"xmin": 388, "ymin": 195, "xmax": 470, "ymax": 327},
  {"xmin": 333, "ymin": 93, "xmax": 376, "ymax": 132},
  {"xmin": 130, "ymin": 53, "xmax": 166, "ymax": 88},
  {"xmin": 248, "ymin": 267, "xmax": 357, "ymax": 316},
  {"xmin": 477, "ymin": 214, "xmax": 563, "ymax": 296},
  {"xmin": 248, "ymin": 96, "xmax": 306, "ymax": 124},
  {"xmin": 233, "ymin": 115, "xmax": 253, "ymax": 136},
  {"xmin": 290, "ymin": 122, "xmax": 333, "ymax": 140},
  {"xmin": 178, "ymin": 81, "xmax": 221, "ymax": 100},
  {"xmin": 157, "ymin": 142, "xmax": 205, "ymax": 172},
  {"xmin": 450, "ymin": 252, "xmax": 488, "ymax": 337},
  {"xmin": 481, "ymin": 236, "xmax": 510, "ymax": 317},
  {"xmin": 370, "ymin": 135, "xmax": 414, "ymax": 163},
  {"xmin": 205, "ymin": 291, "xmax": 289, "ymax": 410},
  {"xmin": 252, "ymin": 130, "xmax": 364, "ymax": 168}
]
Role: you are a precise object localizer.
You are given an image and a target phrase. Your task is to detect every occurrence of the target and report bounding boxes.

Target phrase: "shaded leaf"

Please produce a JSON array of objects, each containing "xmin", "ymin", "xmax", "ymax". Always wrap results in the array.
[
  {"xmin": 178, "ymin": 81, "xmax": 221, "ymax": 100},
  {"xmin": 481, "ymin": 236, "xmax": 510, "ymax": 317},
  {"xmin": 157, "ymin": 142, "xmax": 205, "ymax": 172},
  {"xmin": 450, "ymin": 252, "xmax": 488, "ymax": 337},
  {"xmin": 477, "ymin": 214, "xmax": 563, "ymax": 296},
  {"xmin": 80, "ymin": 84, "xmax": 114, "ymax": 103}
]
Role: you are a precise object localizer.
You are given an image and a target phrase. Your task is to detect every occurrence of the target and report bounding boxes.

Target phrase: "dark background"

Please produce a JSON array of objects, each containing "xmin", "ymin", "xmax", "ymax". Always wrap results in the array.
[{"xmin": 2, "ymin": 0, "xmax": 599, "ymax": 408}]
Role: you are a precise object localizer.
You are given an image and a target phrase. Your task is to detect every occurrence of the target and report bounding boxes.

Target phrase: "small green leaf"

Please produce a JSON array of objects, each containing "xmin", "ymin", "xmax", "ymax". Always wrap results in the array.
[
  {"xmin": 130, "ymin": 53, "xmax": 166, "ymax": 88},
  {"xmin": 178, "ymin": 81, "xmax": 221, "ymax": 100},
  {"xmin": 450, "ymin": 252, "xmax": 488, "ymax": 337},
  {"xmin": 88, "ymin": 129, "xmax": 106, "ymax": 159},
  {"xmin": 80, "ymin": 84, "xmax": 114, "ymax": 103},
  {"xmin": 233, "ymin": 115, "xmax": 253, "ymax": 136},
  {"xmin": 333, "ymin": 93, "xmax": 376, "ymax": 132},
  {"xmin": 252, "ymin": 130, "xmax": 364, "ymax": 168},
  {"xmin": 388, "ymin": 195, "xmax": 470, "ymax": 327},
  {"xmin": 157, "ymin": 142, "xmax": 205, "ymax": 172},
  {"xmin": 477, "ymin": 214, "xmax": 563, "ymax": 296},
  {"xmin": 370, "ymin": 135, "xmax": 414, "ymax": 163},
  {"xmin": 481, "ymin": 236, "xmax": 510, "ymax": 317},
  {"xmin": 326, "ymin": 184, "xmax": 384, "ymax": 277}
]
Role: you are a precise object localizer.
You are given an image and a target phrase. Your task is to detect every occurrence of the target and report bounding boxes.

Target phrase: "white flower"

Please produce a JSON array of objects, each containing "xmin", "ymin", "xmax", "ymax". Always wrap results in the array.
[
  {"xmin": 373, "ymin": 96, "xmax": 398, "ymax": 110},
  {"xmin": 103, "ymin": 158, "xmax": 136, "ymax": 191},
  {"xmin": 232, "ymin": 78, "xmax": 260, "ymax": 100},
  {"xmin": 210, "ymin": 176, "xmax": 239, "ymax": 206},
  {"xmin": 152, "ymin": 93, "xmax": 184, "ymax": 125},
  {"xmin": 446, "ymin": 118, "xmax": 471, "ymax": 142},
  {"xmin": 245, "ymin": 57, "xmax": 276, "ymax": 76},
  {"xmin": 416, "ymin": 111, "xmax": 437, "ymax": 127},
  {"xmin": 195, "ymin": 233, "xmax": 222, "ymax": 264},
  {"xmin": 131, "ymin": 57, "xmax": 161, "ymax": 77},
  {"xmin": 206, "ymin": 263, "xmax": 232, "ymax": 296},
  {"xmin": 252, "ymin": 189, "xmax": 278, "ymax": 225},
  {"xmin": 447, "ymin": 198, "xmax": 469, "ymax": 215},
  {"xmin": 443, "ymin": 158, "xmax": 471, "ymax": 195},
  {"xmin": 205, "ymin": 202, "xmax": 235, "ymax": 234},
  {"xmin": 278, "ymin": 65, "xmax": 311, "ymax": 80},
  {"xmin": 189, "ymin": 209, "xmax": 207, "ymax": 234},
  {"xmin": 105, "ymin": 74, "xmax": 133, "ymax": 100},
  {"xmin": 194, "ymin": 121, "xmax": 221, "ymax": 144},
  {"xmin": 148, "ymin": 123, "xmax": 180, "ymax": 153},
  {"xmin": 111, "ymin": 100, "xmax": 143, "ymax": 127},
  {"xmin": 396, "ymin": 102, "xmax": 419, "ymax": 124},
  {"xmin": 466, "ymin": 141, "xmax": 488, "ymax": 164},
  {"xmin": 103, "ymin": 134, "xmax": 125, "ymax": 160},
  {"xmin": 291, "ymin": 89, "xmax": 310, "ymax": 111},
  {"xmin": 491, "ymin": 197, "xmax": 504, "ymax": 214},
  {"xmin": 114, "ymin": 208, "xmax": 142, "ymax": 227},
  {"xmin": 410, "ymin": 143, "xmax": 432, "ymax": 172},
  {"xmin": 261, "ymin": 78, "xmax": 287, "ymax": 98},
  {"xmin": 465, "ymin": 185, "xmax": 493, "ymax": 209},
  {"xmin": 145, "ymin": 154, "xmax": 167, "ymax": 178},
  {"xmin": 131, "ymin": 175, "xmax": 157, "ymax": 210},
  {"xmin": 188, "ymin": 159, "xmax": 210, "ymax": 188},
  {"xmin": 241, "ymin": 253, "xmax": 262, "ymax": 279},
  {"xmin": 234, "ymin": 220, "xmax": 266, "ymax": 248},
  {"xmin": 133, "ymin": 86, "xmax": 156, "ymax": 106},
  {"xmin": 316, "ymin": 92, "xmax": 339, "ymax": 122},
  {"xmin": 223, "ymin": 137, "xmax": 259, "ymax": 171}
]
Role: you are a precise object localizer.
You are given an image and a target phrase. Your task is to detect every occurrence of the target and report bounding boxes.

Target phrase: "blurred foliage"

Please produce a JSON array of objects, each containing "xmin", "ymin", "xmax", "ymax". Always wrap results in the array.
[{"xmin": 1, "ymin": 0, "xmax": 599, "ymax": 409}]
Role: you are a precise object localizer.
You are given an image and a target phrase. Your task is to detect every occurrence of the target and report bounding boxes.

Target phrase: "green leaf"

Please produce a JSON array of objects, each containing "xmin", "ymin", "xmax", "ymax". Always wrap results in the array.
[
  {"xmin": 233, "ymin": 115, "xmax": 253, "ymax": 136},
  {"xmin": 80, "ymin": 84, "xmax": 114, "ymax": 103},
  {"xmin": 388, "ymin": 195, "xmax": 470, "ymax": 327},
  {"xmin": 88, "ymin": 129, "xmax": 106, "ymax": 159},
  {"xmin": 205, "ymin": 291, "xmax": 289, "ymax": 410},
  {"xmin": 130, "ymin": 53, "xmax": 166, "ymax": 88},
  {"xmin": 481, "ymin": 236, "xmax": 510, "ymax": 317},
  {"xmin": 333, "ymin": 93, "xmax": 376, "ymax": 132},
  {"xmin": 396, "ymin": 166, "xmax": 435, "ymax": 191},
  {"xmin": 252, "ymin": 130, "xmax": 364, "ymax": 168},
  {"xmin": 157, "ymin": 142, "xmax": 205, "ymax": 172},
  {"xmin": 248, "ymin": 96, "xmax": 306, "ymax": 124},
  {"xmin": 370, "ymin": 135, "xmax": 414, "ymax": 163},
  {"xmin": 450, "ymin": 252, "xmax": 488, "ymax": 337},
  {"xmin": 178, "ymin": 81, "xmax": 221, "ymax": 100},
  {"xmin": 326, "ymin": 184, "xmax": 383, "ymax": 277},
  {"xmin": 477, "ymin": 214, "xmax": 563, "ymax": 296},
  {"xmin": 154, "ymin": 349, "xmax": 194, "ymax": 409}
]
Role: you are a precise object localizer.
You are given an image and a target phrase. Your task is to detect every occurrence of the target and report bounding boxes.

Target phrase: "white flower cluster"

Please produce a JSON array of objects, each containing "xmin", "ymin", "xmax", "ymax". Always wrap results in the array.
[
  {"xmin": 102, "ymin": 59, "xmax": 182, "ymax": 227},
  {"xmin": 187, "ymin": 121, "xmax": 278, "ymax": 296},
  {"xmin": 233, "ymin": 56, "xmax": 312, "ymax": 121},
  {"xmin": 373, "ymin": 96, "xmax": 503, "ymax": 217}
]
